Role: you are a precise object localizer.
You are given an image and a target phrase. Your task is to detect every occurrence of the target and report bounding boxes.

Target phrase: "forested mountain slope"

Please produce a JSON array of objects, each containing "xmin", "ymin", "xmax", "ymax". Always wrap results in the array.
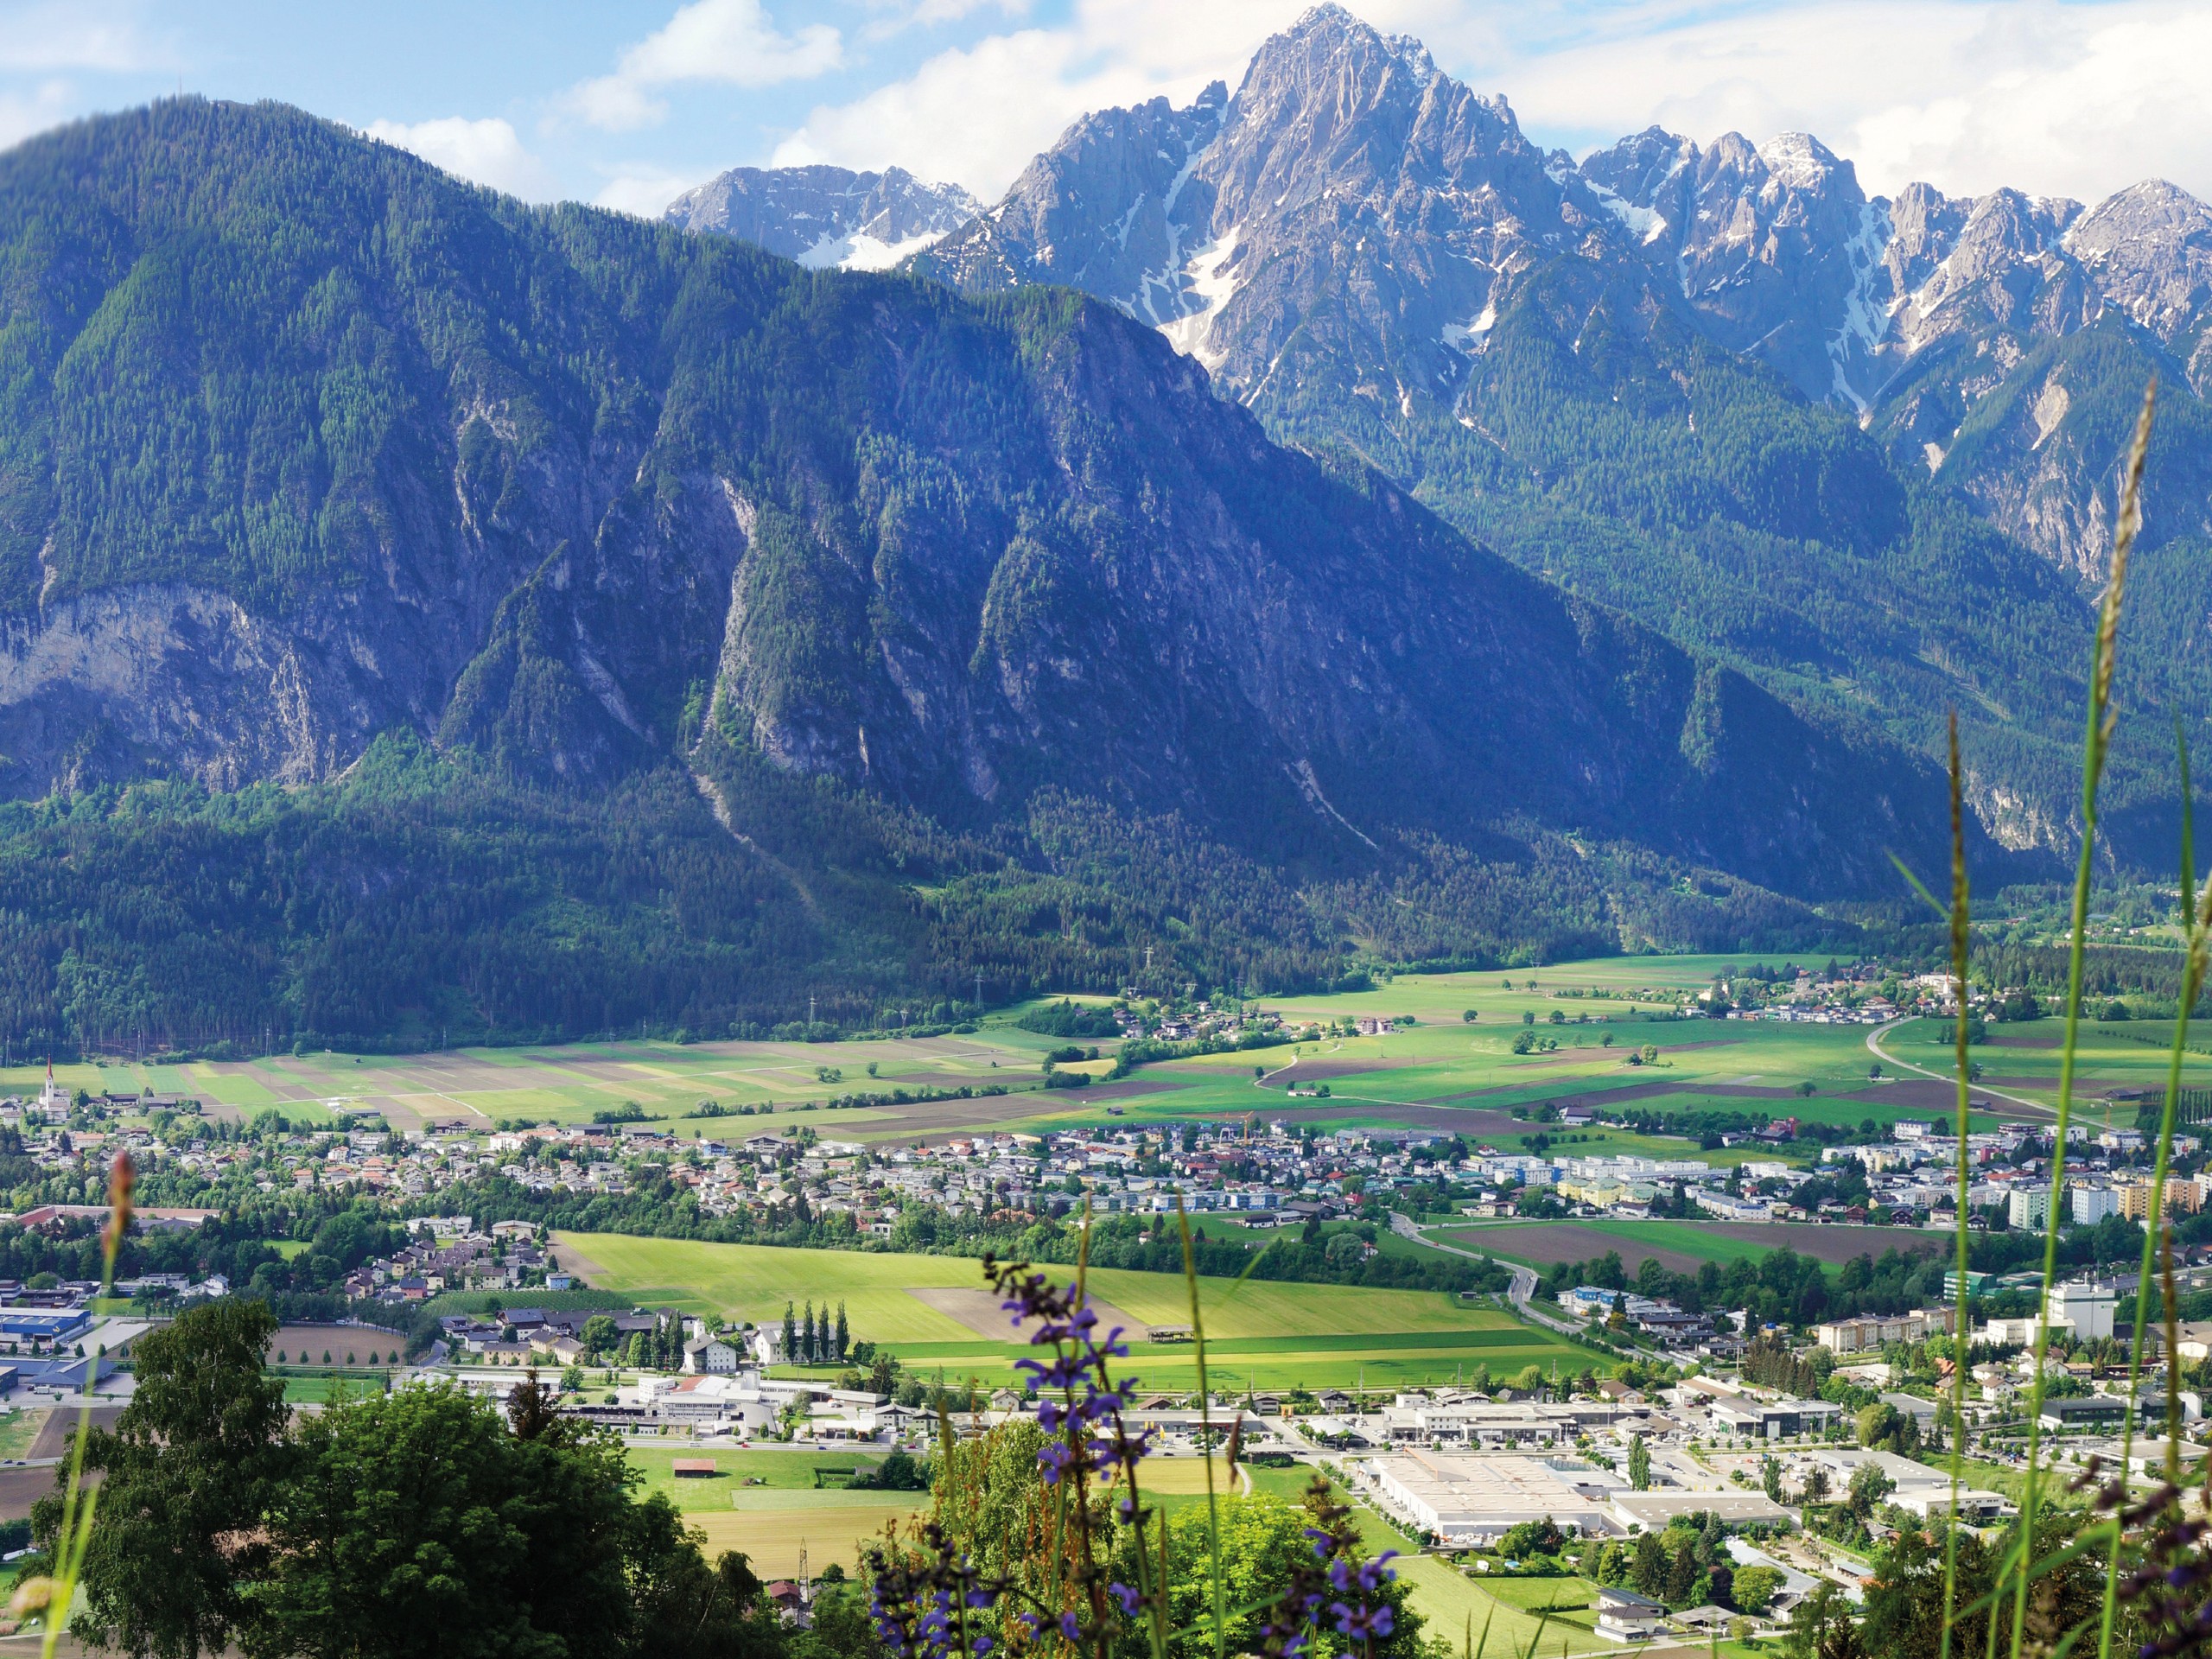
[{"xmin": 0, "ymin": 98, "xmax": 1985, "ymax": 1049}]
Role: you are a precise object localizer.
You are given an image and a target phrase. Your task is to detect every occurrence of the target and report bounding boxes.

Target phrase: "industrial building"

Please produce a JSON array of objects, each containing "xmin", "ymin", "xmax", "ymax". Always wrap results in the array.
[
  {"xmin": 2045, "ymin": 1281, "xmax": 2115, "ymax": 1341},
  {"xmin": 1606, "ymin": 1491, "xmax": 1791, "ymax": 1530},
  {"xmin": 1360, "ymin": 1450, "xmax": 1611, "ymax": 1542}
]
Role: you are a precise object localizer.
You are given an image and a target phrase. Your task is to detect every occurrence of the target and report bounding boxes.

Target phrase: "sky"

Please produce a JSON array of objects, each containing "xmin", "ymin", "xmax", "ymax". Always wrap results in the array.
[{"xmin": 3, "ymin": 0, "xmax": 2209, "ymax": 216}]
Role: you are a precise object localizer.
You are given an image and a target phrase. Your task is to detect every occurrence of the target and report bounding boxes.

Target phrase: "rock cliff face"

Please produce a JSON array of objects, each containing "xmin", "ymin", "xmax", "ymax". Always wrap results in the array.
[{"xmin": 0, "ymin": 95, "xmax": 1975, "ymax": 907}]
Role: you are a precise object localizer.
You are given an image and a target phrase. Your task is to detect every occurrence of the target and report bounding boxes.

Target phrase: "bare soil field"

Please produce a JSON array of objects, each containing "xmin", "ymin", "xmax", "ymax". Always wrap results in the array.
[
  {"xmin": 1447, "ymin": 1224, "xmax": 1713, "ymax": 1273},
  {"xmin": 266, "ymin": 1324, "xmax": 408, "ymax": 1367},
  {"xmin": 23, "ymin": 1405, "xmax": 122, "ymax": 1463},
  {"xmin": 1264, "ymin": 1056, "xmax": 1438, "ymax": 1083}
]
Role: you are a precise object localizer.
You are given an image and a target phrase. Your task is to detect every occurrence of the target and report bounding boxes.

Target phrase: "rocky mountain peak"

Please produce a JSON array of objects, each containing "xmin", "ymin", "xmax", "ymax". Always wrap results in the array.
[
  {"xmin": 1755, "ymin": 131, "xmax": 1848, "ymax": 194},
  {"xmin": 2065, "ymin": 178, "xmax": 2212, "ymax": 348},
  {"xmin": 1888, "ymin": 188, "xmax": 2089, "ymax": 357},
  {"xmin": 1580, "ymin": 124, "xmax": 1884, "ymax": 404},
  {"xmin": 913, "ymin": 2, "xmax": 1591, "ymax": 419},
  {"xmin": 665, "ymin": 162, "xmax": 978, "ymax": 270},
  {"xmin": 666, "ymin": 9, "xmax": 2212, "ymax": 578}
]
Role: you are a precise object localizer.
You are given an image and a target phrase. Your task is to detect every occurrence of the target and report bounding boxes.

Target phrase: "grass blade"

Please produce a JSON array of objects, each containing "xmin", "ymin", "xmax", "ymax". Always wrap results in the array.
[
  {"xmin": 1176, "ymin": 1196, "xmax": 1229, "ymax": 1659},
  {"xmin": 1939, "ymin": 712, "xmax": 1974, "ymax": 1659},
  {"xmin": 2011, "ymin": 378, "xmax": 2155, "ymax": 1659},
  {"xmin": 2096, "ymin": 719, "xmax": 2212, "ymax": 1659}
]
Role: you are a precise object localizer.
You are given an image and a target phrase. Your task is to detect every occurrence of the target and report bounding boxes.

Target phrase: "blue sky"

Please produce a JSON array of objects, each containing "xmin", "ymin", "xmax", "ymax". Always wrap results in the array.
[{"xmin": 3, "ymin": 0, "xmax": 2209, "ymax": 213}]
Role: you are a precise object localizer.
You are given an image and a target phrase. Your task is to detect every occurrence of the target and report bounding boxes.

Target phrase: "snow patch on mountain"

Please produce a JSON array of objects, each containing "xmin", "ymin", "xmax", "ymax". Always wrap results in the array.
[
  {"xmin": 1828, "ymin": 199, "xmax": 1894, "ymax": 410},
  {"xmin": 1440, "ymin": 301, "xmax": 1499, "ymax": 353},
  {"xmin": 1134, "ymin": 99, "xmax": 1228, "ymax": 328},
  {"xmin": 798, "ymin": 229, "xmax": 955, "ymax": 271},
  {"xmin": 1160, "ymin": 226, "xmax": 1245, "ymax": 368},
  {"xmin": 1585, "ymin": 178, "xmax": 1669, "ymax": 245}
]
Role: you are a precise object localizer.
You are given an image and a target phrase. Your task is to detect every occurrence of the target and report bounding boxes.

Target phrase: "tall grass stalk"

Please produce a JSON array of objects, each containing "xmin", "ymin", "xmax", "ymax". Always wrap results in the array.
[
  {"xmin": 2094, "ymin": 725, "xmax": 2212, "ymax": 1659},
  {"xmin": 1942, "ymin": 715, "xmax": 1974, "ymax": 1659},
  {"xmin": 2009, "ymin": 378, "xmax": 2156, "ymax": 1659},
  {"xmin": 1175, "ymin": 1196, "xmax": 1228, "ymax": 1659},
  {"xmin": 11, "ymin": 1152, "xmax": 130, "ymax": 1656}
]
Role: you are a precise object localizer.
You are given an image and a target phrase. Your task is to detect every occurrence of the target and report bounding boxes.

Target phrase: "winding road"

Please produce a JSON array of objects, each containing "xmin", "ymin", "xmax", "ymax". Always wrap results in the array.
[
  {"xmin": 1862, "ymin": 1018, "xmax": 2056, "ymax": 1120},
  {"xmin": 1385, "ymin": 1211, "xmax": 1658, "ymax": 1351}
]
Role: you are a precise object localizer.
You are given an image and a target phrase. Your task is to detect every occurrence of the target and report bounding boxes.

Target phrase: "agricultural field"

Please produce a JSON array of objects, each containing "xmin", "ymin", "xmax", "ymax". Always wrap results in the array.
[
  {"xmin": 0, "ymin": 1407, "xmax": 47, "ymax": 1459},
  {"xmin": 555, "ymin": 1235, "xmax": 1592, "ymax": 1391},
  {"xmin": 683, "ymin": 1491, "xmax": 927, "ymax": 1578},
  {"xmin": 1440, "ymin": 1217, "xmax": 1951, "ymax": 1274},
  {"xmin": 1385, "ymin": 1557, "xmax": 1612, "ymax": 1656},
  {"xmin": 1871, "ymin": 1017, "xmax": 2209, "ymax": 1128},
  {"xmin": 0, "ymin": 1031, "xmax": 1088, "ymax": 1137},
  {"xmin": 22, "ymin": 951, "xmax": 2193, "ymax": 1149}
]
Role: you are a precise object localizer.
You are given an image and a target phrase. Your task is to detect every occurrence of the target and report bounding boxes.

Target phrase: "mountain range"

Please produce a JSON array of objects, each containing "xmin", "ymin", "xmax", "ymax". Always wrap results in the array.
[
  {"xmin": 681, "ymin": 3, "xmax": 2212, "ymax": 867},
  {"xmin": 0, "ymin": 5, "xmax": 2198, "ymax": 1048}
]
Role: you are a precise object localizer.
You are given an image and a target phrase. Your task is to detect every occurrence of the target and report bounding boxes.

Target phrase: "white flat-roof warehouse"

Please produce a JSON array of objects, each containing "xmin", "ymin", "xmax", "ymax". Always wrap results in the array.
[
  {"xmin": 1363, "ymin": 1450, "xmax": 1611, "ymax": 1542},
  {"xmin": 1607, "ymin": 1491, "xmax": 1790, "ymax": 1531}
]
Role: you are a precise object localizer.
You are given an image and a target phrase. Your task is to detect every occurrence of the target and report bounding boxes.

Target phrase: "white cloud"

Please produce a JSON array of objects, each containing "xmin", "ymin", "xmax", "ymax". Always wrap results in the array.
[
  {"xmin": 1459, "ymin": 1, "xmax": 2212, "ymax": 206},
  {"xmin": 769, "ymin": 0, "xmax": 1321, "ymax": 197},
  {"xmin": 569, "ymin": 0, "xmax": 842, "ymax": 132},
  {"xmin": 0, "ymin": 78, "xmax": 77, "ymax": 150},
  {"xmin": 363, "ymin": 117, "xmax": 556, "ymax": 200},
  {"xmin": 770, "ymin": 30, "xmax": 1106, "ymax": 196},
  {"xmin": 592, "ymin": 168, "xmax": 713, "ymax": 218},
  {"xmin": 856, "ymin": 0, "xmax": 1034, "ymax": 41},
  {"xmin": 0, "ymin": 3, "xmax": 169, "ymax": 73},
  {"xmin": 763, "ymin": 0, "xmax": 2212, "ymax": 213}
]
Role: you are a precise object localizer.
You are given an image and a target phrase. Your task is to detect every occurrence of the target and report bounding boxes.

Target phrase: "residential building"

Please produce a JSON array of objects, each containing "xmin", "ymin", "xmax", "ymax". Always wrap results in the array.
[
  {"xmin": 2120, "ymin": 1178, "xmax": 2204, "ymax": 1221},
  {"xmin": 1595, "ymin": 1589, "xmax": 1668, "ymax": 1644},
  {"xmin": 2010, "ymin": 1188, "xmax": 2053, "ymax": 1229},
  {"xmin": 1694, "ymin": 1191, "xmax": 1775, "ymax": 1223},
  {"xmin": 2070, "ymin": 1186, "xmax": 2120, "ymax": 1225},
  {"xmin": 1814, "ymin": 1309, "xmax": 1942, "ymax": 1355},
  {"xmin": 683, "ymin": 1336, "xmax": 744, "ymax": 1374}
]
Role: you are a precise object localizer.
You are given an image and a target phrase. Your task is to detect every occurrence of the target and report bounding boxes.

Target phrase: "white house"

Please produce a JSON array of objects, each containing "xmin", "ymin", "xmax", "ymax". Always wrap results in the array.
[
  {"xmin": 1595, "ymin": 1589, "xmax": 1667, "ymax": 1643},
  {"xmin": 684, "ymin": 1336, "xmax": 743, "ymax": 1374}
]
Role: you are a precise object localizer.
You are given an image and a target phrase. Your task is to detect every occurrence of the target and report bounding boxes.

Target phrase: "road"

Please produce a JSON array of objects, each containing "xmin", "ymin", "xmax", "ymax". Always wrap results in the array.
[
  {"xmin": 1386, "ymin": 1212, "xmax": 1613, "ymax": 1341},
  {"xmin": 1864, "ymin": 1019, "xmax": 2056, "ymax": 1120}
]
